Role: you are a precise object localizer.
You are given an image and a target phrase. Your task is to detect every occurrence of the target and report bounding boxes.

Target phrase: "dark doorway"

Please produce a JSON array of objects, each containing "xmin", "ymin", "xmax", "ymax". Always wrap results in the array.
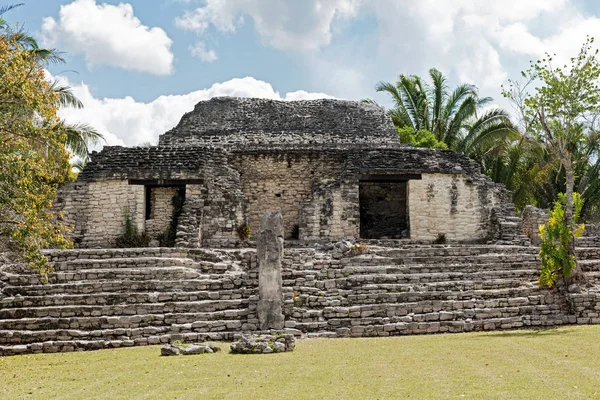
[{"xmin": 359, "ymin": 181, "xmax": 408, "ymax": 239}]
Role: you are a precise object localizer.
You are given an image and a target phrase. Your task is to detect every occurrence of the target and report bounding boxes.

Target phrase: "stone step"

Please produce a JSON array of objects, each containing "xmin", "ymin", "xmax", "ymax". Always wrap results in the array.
[
  {"xmin": 0, "ymin": 331, "xmax": 238, "ymax": 356},
  {"xmin": 575, "ymin": 248, "xmax": 600, "ymax": 260},
  {"xmin": 368, "ymin": 245, "xmax": 538, "ymax": 258},
  {"xmin": 295, "ymin": 304, "xmax": 565, "ymax": 326},
  {"xmin": 285, "ymin": 271, "xmax": 539, "ymax": 290},
  {"xmin": 0, "ymin": 299, "xmax": 248, "ymax": 319},
  {"xmin": 50, "ymin": 257, "xmax": 197, "ymax": 271},
  {"xmin": 356, "ymin": 254, "xmax": 541, "ymax": 266},
  {"xmin": 284, "ymin": 263, "xmax": 541, "ymax": 279},
  {"xmin": 289, "ymin": 278, "xmax": 532, "ymax": 298},
  {"xmin": 0, "ymin": 289, "xmax": 249, "ymax": 308},
  {"xmin": 290, "ymin": 314, "xmax": 576, "ymax": 337},
  {"xmin": 1, "ymin": 278, "xmax": 250, "ymax": 297},
  {"xmin": 44, "ymin": 248, "xmax": 190, "ymax": 262},
  {"xmin": 0, "ymin": 317, "xmax": 252, "ymax": 345},
  {"xmin": 0, "ymin": 310, "xmax": 252, "ymax": 331},
  {"xmin": 285, "ymin": 287, "xmax": 550, "ymax": 309},
  {"xmin": 5, "ymin": 267, "xmax": 209, "ymax": 286},
  {"xmin": 303, "ymin": 296, "xmax": 555, "ymax": 319}
]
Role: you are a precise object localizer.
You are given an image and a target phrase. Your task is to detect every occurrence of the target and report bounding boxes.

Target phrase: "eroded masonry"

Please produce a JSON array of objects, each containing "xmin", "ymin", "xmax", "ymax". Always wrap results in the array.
[
  {"xmin": 56, "ymin": 97, "xmax": 524, "ymax": 247},
  {"xmin": 2, "ymin": 97, "xmax": 600, "ymax": 356}
]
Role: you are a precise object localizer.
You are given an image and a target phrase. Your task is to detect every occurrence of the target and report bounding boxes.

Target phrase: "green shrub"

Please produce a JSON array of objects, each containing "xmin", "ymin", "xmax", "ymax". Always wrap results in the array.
[
  {"xmin": 433, "ymin": 233, "xmax": 447, "ymax": 244},
  {"xmin": 539, "ymin": 193, "xmax": 585, "ymax": 288},
  {"xmin": 237, "ymin": 224, "xmax": 251, "ymax": 241},
  {"xmin": 115, "ymin": 211, "xmax": 150, "ymax": 248}
]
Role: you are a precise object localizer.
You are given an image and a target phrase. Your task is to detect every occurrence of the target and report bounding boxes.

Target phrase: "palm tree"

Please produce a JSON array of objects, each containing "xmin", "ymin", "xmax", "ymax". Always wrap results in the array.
[
  {"xmin": 1, "ymin": 3, "xmax": 104, "ymax": 162},
  {"xmin": 376, "ymin": 68, "xmax": 517, "ymax": 156}
]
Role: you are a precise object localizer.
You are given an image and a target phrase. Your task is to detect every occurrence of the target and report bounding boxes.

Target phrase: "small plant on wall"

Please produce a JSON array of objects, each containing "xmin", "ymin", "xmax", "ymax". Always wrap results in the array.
[
  {"xmin": 348, "ymin": 243, "xmax": 369, "ymax": 256},
  {"xmin": 237, "ymin": 223, "xmax": 252, "ymax": 241},
  {"xmin": 433, "ymin": 233, "xmax": 447, "ymax": 244},
  {"xmin": 115, "ymin": 209, "xmax": 150, "ymax": 248}
]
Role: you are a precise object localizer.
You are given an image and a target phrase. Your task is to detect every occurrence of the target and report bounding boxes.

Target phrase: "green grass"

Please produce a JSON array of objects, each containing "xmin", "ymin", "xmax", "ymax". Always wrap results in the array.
[{"xmin": 2, "ymin": 326, "xmax": 600, "ymax": 399}]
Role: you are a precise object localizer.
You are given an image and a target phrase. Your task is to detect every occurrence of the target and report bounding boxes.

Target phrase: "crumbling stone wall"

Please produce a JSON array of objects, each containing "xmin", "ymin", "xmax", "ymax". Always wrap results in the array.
[
  {"xmin": 299, "ymin": 181, "xmax": 359, "ymax": 240},
  {"xmin": 408, "ymin": 174, "xmax": 498, "ymax": 242},
  {"xmin": 145, "ymin": 187, "xmax": 176, "ymax": 239},
  {"xmin": 82, "ymin": 181, "xmax": 145, "ymax": 248},
  {"xmin": 54, "ymin": 181, "xmax": 90, "ymax": 246},
  {"xmin": 159, "ymin": 97, "xmax": 399, "ymax": 147},
  {"xmin": 53, "ymin": 98, "xmax": 523, "ymax": 247},
  {"xmin": 522, "ymin": 205, "xmax": 548, "ymax": 245},
  {"xmin": 232, "ymin": 153, "xmax": 345, "ymax": 239}
]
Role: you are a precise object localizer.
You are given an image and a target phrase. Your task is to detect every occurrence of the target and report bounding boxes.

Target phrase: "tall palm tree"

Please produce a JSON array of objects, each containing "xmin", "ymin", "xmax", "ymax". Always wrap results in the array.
[
  {"xmin": 1, "ymin": 3, "xmax": 104, "ymax": 162},
  {"xmin": 376, "ymin": 68, "xmax": 517, "ymax": 156}
]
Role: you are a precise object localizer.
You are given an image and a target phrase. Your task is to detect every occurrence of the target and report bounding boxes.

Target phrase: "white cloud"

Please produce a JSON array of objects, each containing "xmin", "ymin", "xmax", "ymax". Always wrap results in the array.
[
  {"xmin": 53, "ymin": 76, "xmax": 334, "ymax": 148},
  {"xmin": 175, "ymin": 0, "xmax": 361, "ymax": 53},
  {"xmin": 189, "ymin": 41, "xmax": 218, "ymax": 63},
  {"xmin": 42, "ymin": 0, "xmax": 174, "ymax": 75}
]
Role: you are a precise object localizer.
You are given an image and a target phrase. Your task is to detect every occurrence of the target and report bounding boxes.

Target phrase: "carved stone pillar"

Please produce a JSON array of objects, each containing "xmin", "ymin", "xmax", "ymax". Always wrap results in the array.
[{"xmin": 257, "ymin": 211, "xmax": 285, "ymax": 330}]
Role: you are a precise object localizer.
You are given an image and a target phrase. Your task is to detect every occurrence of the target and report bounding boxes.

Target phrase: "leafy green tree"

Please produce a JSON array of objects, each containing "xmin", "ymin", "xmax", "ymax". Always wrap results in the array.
[
  {"xmin": 504, "ymin": 37, "xmax": 600, "ymax": 283},
  {"xmin": 505, "ymin": 37, "xmax": 600, "ymax": 230},
  {"xmin": 0, "ymin": 34, "xmax": 72, "ymax": 273},
  {"xmin": 1, "ymin": 4, "xmax": 104, "ymax": 163},
  {"xmin": 376, "ymin": 68, "xmax": 517, "ymax": 156}
]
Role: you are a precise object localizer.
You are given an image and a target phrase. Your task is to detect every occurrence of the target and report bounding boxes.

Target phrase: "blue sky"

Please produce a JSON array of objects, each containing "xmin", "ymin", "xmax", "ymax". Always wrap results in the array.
[{"xmin": 6, "ymin": 0, "xmax": 600, "ymax": 147}]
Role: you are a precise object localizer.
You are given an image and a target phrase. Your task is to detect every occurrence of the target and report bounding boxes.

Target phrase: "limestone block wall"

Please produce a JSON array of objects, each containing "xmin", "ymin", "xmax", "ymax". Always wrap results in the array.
[
  {"xmin": 53, "ymin": 181, "xmax": 90, "ymax": 246},
  {"xmin": 521, "ymin": 206, "xmax": 548, "ymax": 245},
  {"xmin": 408, "ymin": 173, "xmax": 500, "ymax": 242},
  {"xmin": 299, "ymin": 182, "xmax": 359, "ymax": 240},
  {"xmin": 82, "ymin": 180, "xmax": 145, "ymax": 248},
  {"xmin": 145, "ymin": 187, "xmax": 176, "ymax": 239},
  {"xmin": 234, "ymin": 154, "xmax": 345, "ymax": 239}
]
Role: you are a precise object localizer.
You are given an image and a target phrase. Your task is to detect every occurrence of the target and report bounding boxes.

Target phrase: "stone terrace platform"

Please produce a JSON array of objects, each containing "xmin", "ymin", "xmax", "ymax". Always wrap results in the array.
[{"xmin": 1, "ymin": 242, "xmax": 599, "ymax": 356}]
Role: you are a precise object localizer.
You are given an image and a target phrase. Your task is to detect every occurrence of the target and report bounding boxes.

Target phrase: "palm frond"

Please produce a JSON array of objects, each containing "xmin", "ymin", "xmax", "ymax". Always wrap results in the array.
[
  {"xmin": 53, "ymin": 84, "xmax": 84, "ymax": 109},
  {"xmin": 0, "ymin": 3, "xmax": 23, "ymax": 16},
  {"xmin": 63, "ymin": 123, "xmax": 105, "ymax": 160}
]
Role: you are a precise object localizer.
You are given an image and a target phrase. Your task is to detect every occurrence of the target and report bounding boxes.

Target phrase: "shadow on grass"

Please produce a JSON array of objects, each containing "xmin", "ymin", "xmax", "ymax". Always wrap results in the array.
[{"xmin": 477, "ymin": 327, "xmax": 570, "ymax": 338}]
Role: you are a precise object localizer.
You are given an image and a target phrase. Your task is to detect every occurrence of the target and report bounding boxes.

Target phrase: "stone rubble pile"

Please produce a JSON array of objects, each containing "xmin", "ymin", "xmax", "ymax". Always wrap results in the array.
[
  {"xmin": 229, "ymin": 334, "xmax": 295, "ymax": 354},
  {"xmin": 161, "ymin": 342, "xmax": 222, "ymax": 356}
]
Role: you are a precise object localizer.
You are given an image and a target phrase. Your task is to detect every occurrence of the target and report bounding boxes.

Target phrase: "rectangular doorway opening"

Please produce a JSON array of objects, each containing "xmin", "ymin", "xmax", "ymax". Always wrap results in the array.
[{"xmin": 359, "ymin": 181, "xmax": 408, "ymax": 239}]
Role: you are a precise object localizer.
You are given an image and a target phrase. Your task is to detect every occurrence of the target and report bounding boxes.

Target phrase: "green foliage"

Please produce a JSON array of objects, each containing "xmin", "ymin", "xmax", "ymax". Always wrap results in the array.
[
  {"xmin": 503, "ymin": 37, "xmax": 600, "ymax": 220},
  {"xmin": 539, "ymin": 193, "xmax": 585, "ymax": 288},
  {"xmin": 115, "ymin": 210, "xmax": 150, "ymax": 248},
  {"xmin": 237, "ymin": 224, "xmax": 251, "ymax": 241},
  {"xmin": 376, "ymin": 68, "xmax": 516, "ymax": 158},
  {"xmin": 0, "ymin": 28, "xmax": 72, "ymax": 273},
  {"xmin": 397, "ymin": 127, "xmax": 448, "ymax": 149},
  {"xmin": 433, "ymin": 233, "xmax": 447, "ymax": 245}
]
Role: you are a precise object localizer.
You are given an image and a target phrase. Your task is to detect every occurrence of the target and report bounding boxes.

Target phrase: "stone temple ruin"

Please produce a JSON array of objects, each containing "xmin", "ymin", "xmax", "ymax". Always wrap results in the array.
[
  {"xmin": 1, "ymin": 97, "xmax": 600, "ymax": 355},
  {"xmin": 55, "ymin": 97, "xmax": 524, "ymax": 247}
]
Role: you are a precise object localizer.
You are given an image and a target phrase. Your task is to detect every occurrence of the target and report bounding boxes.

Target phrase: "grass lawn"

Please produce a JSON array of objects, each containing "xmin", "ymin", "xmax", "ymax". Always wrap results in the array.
[{"xmin": 1, "ymin": 326, "xmax": 600, "ymax": 400}]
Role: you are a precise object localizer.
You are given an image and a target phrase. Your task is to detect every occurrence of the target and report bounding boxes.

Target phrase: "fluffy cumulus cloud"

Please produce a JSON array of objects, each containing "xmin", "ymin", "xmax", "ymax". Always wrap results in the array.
[
  {"xmin": 53, "ymin": 76, "xmax": 333, "ymax": 148},
  {"xmin": 171, "ymin": 0, "xmax": 591, "ymax": 101},
  {"xmin": 175, "ymin": 0, "xmax": 361, "ymax": 59},
  {"xmin": 297, "ymin": 0, "xmax": 598, "ymax": 105},
  {"xmin": 42, "ymin": 0, "xmax": 174, "ymax": 75}
]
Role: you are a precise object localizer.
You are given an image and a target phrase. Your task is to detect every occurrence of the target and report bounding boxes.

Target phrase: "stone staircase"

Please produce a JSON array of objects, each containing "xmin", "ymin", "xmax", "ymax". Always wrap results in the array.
[
  {"xmin": 0, "ymin": 248, "xmax": 257, "ymax": 356},
  {"xmin": 281, "ymin": 244, "xmax": 600, "ymax": 337},
  {"xmin": 1, "ymin": 243, "xmax": 600, "ymax": 356}
]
